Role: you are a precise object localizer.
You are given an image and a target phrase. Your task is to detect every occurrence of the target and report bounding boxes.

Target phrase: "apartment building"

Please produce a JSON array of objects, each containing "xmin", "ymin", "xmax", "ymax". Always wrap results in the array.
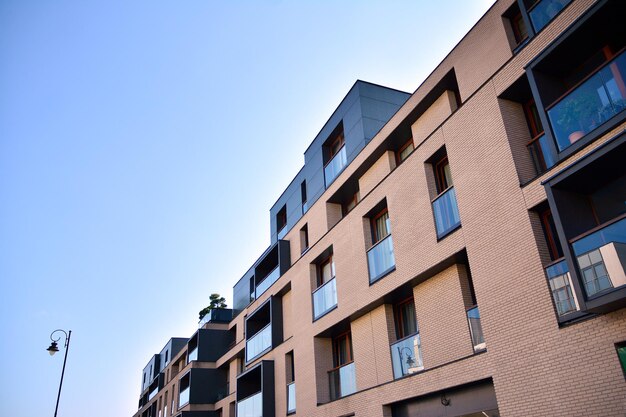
[{"xmin": 133, "ymin": 0, "xmax": 626, "ymax": 416}]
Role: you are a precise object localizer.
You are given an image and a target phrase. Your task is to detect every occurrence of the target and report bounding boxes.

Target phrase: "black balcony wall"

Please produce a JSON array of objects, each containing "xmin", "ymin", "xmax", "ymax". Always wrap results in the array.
[
  {"xmin": 188, "ymin": 368, "xmax": 227, "ymax": 404},
  {"xmin": 189, "ymin": 328, "xmax": 235, "ymax": 362}
]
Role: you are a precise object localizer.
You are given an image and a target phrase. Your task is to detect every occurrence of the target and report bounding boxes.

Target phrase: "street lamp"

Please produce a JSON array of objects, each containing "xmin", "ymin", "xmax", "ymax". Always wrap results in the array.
[{"xmin": 46, "ymin": 329, "xmax": 72, "ymax": 417}]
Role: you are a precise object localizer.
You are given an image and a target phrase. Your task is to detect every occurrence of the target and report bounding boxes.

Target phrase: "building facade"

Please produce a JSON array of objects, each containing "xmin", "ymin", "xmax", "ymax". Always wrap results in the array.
[{"xmin": 134, "ymin": 0, "xmax": 626, "ymax": 416}]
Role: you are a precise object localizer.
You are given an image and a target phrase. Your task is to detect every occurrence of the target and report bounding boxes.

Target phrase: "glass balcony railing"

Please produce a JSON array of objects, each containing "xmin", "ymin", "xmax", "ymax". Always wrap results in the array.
[
  {"xmin": 546, "ymin": 259, "xmax": 578, "ymax": 316},
  {"xmin": 287, "ymin": 382, "xmax": 296, "ymax": 413},
  {"xmin": 179, "ymin": 387, "xmax": 190, "ymax": 408},
  {"xmin": 246, "ymin": 323, "xmax": 272, "ymax": 362},
  {"xmin": 237, "ymin": 391, "xmax": 263, "ymax": 417},
  {"xmin": 187, "ymin": 347, "xmax": 197, "ymax": 363},
  {"xmin": 432, "ymin": 186, "xmax": 461, "ymax": 238},
  {"xmin": 390, "ymin": 334, "xmax": 424, "ymax": 379},
  {"xmin": 329, "ymin": 362, "xmax": 356, "ymax": 401},
  {"xmin": 255, "ymin": 266, "xmax": 280, "ymax": 298},
  {"xmin": 312, "ymin": 277, "xmax": 337, "ymax": 320},
  {"xmin": 367, "ymin": 234, "xmax": 395, "ymax": 283},
  {"xmin": 527, "ymin": 133, "xmax": 556, "ymax": 175},
  {"xmin": 324, "ymin": 146, "xmax": 347, "ymax": 187},
  {"xmin": 571, "ymin": 216, "xmax": 626, "ymax": 298},
  {"xmin": 547, "ymin": 52, "xmax": 626, "ymax": 152},
  {"xmin": 466, "ymin": 306, "xmax": 486, "ymax": 351},
  {"xmin": 148, "ymin": 385, "xmax": 159, "ymax": 401},
  {"xmin": 527, "ymin": 0, "xmax": 571, "ymax": 32}
]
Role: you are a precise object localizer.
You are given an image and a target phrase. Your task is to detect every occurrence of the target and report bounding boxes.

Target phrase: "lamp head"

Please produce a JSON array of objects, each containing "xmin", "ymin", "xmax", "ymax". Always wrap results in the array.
[{"xmin": 47, "ymin": 341, "xmax": 59, "ymax": 356}]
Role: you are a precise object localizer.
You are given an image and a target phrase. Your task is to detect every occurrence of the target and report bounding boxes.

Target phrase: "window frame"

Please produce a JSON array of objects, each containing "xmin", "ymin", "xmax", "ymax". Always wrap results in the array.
[
  {"xmin": 317, "ymin": 255, "xmax": 335, "ymax": 288},
  {"xmin": 371, "ymin": 208, "xmax": 390, "ymax": 245},
  {"xmin": 332, "ymin": 332, "xmax": 353, "ymax": 368},
  {"xmin": 434, "ymin": 156, "xmax": 452, "ymax": 195},
  {"xmin": 396, "ymin": 139, "xmax": 415, "ymax": 164},
  {"xmin": 393, "ymin": 297, "xmax": 417, "ymax": 340}
]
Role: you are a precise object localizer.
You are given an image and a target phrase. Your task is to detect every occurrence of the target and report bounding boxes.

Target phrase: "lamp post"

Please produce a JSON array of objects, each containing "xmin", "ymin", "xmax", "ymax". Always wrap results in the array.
[{"xmin": 46, "ymin": 329, "xmax": 72, "ymax": 417}]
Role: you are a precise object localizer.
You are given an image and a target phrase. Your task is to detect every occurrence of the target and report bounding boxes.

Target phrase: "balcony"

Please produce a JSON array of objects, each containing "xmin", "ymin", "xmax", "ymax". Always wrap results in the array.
[
  {"xmin": 527, "ymin": 0, "xmax": 571, "ymax": 32},
  {"xmin": 545, "ymin": 259, "xmax": 579, "ymax": 316},
  {"xmin": 527, "ymin": 133, "xmax": 556, "ymax": 175},
  {"xmin": 571, "ymin": 216, "xmax": 626, "ymax": 298},
  {"xmin": 432, "ymin": 186, "xmax": 461, "ymax": 239},
  {"xmin": 246, "ymin": 323, "xmax": 272, "ymax": 362},
  {"xmin": 466, "ymin": 306, "xmax": 486, "ymax": 352},
  {"xmin": 329, "ymin": 362, "xmax": 356, "ymax": 400},
  {"xmin": 313, "ymin": 277, "xmax": 337, "ymax": 320},
  {"xmin": 287, "ymin": 382, "xmax": 296, "ymax": 414},
  {"xmin": 179, "ymin": 386, "xmax": 189, "ymax": 408},
  {"xmin": 324, "ymin": 145, "xmax": 347, "ymax": 187},
  {"xmin": 148, "ymin": 385, "xmax": 159, "ymax": 401},
  {"xmin": 547, "ymin": 51, "xmax": 626, "ymax": 152},
  {"xmin": 367, "ymin": 234, "xmax": 395, "ymax": 283},
  {"xmin": 236, "ymin": 391, "xmax": 262, "ymax": 417},
  {"xmin": 255, "ymin": 266, "xmax": 280, "ymax": 298},
  {"xmin": 390, "ymin": 334, "xmax": 424, "ymax": 379}
]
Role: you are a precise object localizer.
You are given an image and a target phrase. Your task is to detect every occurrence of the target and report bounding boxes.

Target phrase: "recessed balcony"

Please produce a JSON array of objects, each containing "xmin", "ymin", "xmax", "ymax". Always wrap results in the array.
[{"xmin": 547, "ymin": 51, "xmax": 626, "ymax": 152}]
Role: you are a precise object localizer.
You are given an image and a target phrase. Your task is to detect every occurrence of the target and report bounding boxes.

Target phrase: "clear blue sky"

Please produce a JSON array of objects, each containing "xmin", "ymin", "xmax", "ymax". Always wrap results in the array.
[{"xmin": 0, "ymin": 1, "xmax": 495, "ymax": 416}]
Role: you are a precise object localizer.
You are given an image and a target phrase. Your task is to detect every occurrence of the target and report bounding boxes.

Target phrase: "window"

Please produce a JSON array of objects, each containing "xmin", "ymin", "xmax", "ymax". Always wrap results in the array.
[
  {"xmin": 503, "ymin": 2, "xmax": 529, "ymax": 51},
  {"xmin": 332, "ymin": 333, "xmax": 353, "ymax": 368},
  {"xmin": 366, "ymin": 201, "xmax": 395, "ymax": 283},
  {"xmin": 318, "ymin": 255, "xmax": 335, "ymax": 287},
  {"xmin": 300, "ymin": 224, "xmax": 309, "ymax": 255},
  {"xmin": 539, "ymin": 208, "xmax": 563, "ymax": 261},
  {"xmin": 430, "ymin": 149, "xmax": 461, "ymax": 239},
  {"xmin": 276, "ymin": 205, "xmax": 287, "ymax": 235},
  {"xmin": 547, "ymin": 262, "xmax": 578, "ymax": 316},
  {"xmin": 342, "ymin": 191, "xmax": 359, "ymax": 216},
  {"xmin": 329, "ymin": 131, "xmax": 345, "ymax": 159},
  {"xmin": 394, "ymin": 298, "xmax": 417, "ymax": 339},
  {"xmin": 371, "ymin": 208, "xmax": 391, "ymax": 244},
  {"xmin": 512, "ymin": 11, "xmax": 529, "ymax": 45},
  {"xmin": 577, "ymin": 249, "xmax": 613, "ymax": 296},
  {"xmin": 301, "ymin": 181, "xmax": 308, "ymax": 213},
  {"xmin": 434, "ymin": 156, "xmax": 453, "ymax": 194},
  {"xmin": 396, "ymin": 139, "xmax": 414, "ymax": 164},
  {"xmin": 616, "ymin": 342, "xmax": 626, "ymax": 379},
  {"xmin": 286, "ymin": 351, "xmax": 296, "ymax": 413},
  {"xmin": 324, "ymin": 123, "xmax": 348, "ymax": 187}
]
